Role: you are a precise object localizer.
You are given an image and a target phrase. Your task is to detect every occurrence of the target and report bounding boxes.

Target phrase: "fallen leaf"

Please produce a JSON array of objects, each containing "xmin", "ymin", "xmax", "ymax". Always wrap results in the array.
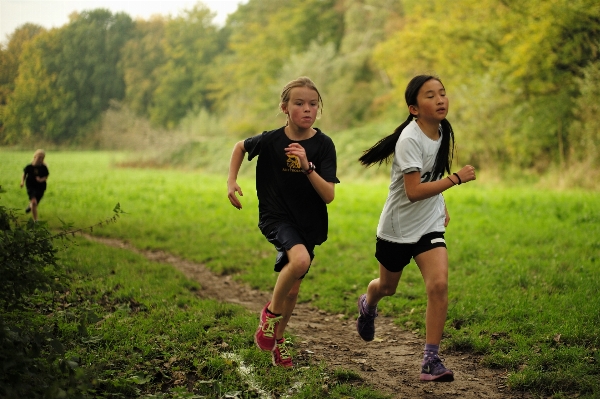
[{"xmin": 554, "ymin": 333, "xmax": 561, "ymax": 343}]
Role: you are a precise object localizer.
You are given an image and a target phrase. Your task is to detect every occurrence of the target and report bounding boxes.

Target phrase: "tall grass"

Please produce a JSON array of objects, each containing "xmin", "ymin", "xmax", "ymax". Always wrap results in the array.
[{"xmin": 1, "ymin": 149, "xmax": 598, "ymax": 397}]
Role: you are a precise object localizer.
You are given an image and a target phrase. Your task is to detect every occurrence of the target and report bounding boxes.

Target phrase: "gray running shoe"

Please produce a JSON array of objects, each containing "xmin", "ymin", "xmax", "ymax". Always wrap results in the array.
[
  {"xmin": 420, "ymin": 357, "xmax": 454, "ymax": 382},
  {"xmin": 356, "ymin": 294, "xmax": 377, "ymax": 341}
]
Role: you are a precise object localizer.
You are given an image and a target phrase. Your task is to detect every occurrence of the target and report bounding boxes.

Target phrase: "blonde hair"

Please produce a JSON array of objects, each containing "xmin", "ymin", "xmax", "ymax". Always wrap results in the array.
[
  {"xmin": 32, "ymin": 149, "xmax": 45, "ymax": 165},
  {"xmin": 279, "ymin": 76, "xmax": 323, "ymax": 114}
]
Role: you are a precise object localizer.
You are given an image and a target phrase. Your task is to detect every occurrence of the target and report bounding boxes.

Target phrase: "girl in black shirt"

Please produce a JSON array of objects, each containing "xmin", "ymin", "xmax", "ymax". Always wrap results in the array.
[
  {"xmin": 227, "ymin": 77, "xmax": 339, "ymax": 368},
  {"xmin": 20, "ymin": 149, "xmax": 49, "ymax": 222}
]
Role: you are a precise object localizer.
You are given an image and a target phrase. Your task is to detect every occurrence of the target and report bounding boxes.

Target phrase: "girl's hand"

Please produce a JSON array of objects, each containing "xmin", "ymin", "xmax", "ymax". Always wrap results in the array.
[
  {"xmin": 285, "ymin": 143, "xmax": 309, "ymax": 171},
  {"xmin": 455, "ymin": 165, "xmax": 476, "ymax": 184},
  {"xmin": 227, "ymin": 181, "xmax": 243, "ymax": 210},
  {"xmin": 444, "ymin": 205, "xmax": 450, "ymax": 227}
]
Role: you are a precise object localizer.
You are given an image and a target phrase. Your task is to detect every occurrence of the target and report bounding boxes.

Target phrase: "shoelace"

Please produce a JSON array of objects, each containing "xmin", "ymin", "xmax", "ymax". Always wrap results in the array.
[
  {"xmin": 261, "ymin": 315, "xmax": 282, "ymax": 337},
  {"xmin": 277, "ymin": 341, "xmax": 292, "ymax": 359},
  {"xmin": 424, "ymin": 356, "xmax": 443, "ymax": 373}
]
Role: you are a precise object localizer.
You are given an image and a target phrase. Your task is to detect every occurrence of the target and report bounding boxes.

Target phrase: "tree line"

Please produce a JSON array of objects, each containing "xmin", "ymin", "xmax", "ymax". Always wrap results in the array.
[{"xmin": 0, "ymin": 0, "xmax": 598, "ymax": 172}]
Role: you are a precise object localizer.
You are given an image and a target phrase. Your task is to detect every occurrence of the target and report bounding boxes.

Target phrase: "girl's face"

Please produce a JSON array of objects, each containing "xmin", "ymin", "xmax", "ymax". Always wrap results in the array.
[
  {"xmin": 410, "ymin": 79, "xmax": 448, "ymax": 122},
  {"xmin": 282, "ymin": 86, "xmax": 319, "ymax": 130},
  {"xmin": 33, "ymin": 154, "xmax": 44, "ymax": 165}
]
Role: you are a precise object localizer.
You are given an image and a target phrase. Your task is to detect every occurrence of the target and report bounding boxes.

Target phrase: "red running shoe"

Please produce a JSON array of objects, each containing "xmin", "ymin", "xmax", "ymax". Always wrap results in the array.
[
  {"xmin": 272, "ymin": 338, "xmax": 293, "ymax": 368},
  {"xmin": 254, "ymin": 302, "xmax": 282, "ymax": 351}
]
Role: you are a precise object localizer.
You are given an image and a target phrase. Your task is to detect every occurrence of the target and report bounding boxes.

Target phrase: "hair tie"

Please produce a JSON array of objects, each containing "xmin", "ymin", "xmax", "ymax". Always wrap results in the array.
[{"xmin": 453, "ymin": 172, "xmax": 462, "ymax": 185}]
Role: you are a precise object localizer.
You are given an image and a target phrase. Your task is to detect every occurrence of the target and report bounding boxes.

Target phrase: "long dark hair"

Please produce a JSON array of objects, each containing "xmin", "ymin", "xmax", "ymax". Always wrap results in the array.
[{"xmin": 359, "ymin": 75, "xmax": 455, "ymax": 178}]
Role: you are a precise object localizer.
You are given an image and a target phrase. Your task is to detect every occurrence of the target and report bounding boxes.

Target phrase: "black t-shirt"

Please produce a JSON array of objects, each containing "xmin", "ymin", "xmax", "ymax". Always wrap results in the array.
[
  {"xmin": 244, "ymin": 127, "xmax": 340, "ymax": 245},
  {"xmin": 23, "ymin": 164, "xmax": 49, "ymax": 191}
]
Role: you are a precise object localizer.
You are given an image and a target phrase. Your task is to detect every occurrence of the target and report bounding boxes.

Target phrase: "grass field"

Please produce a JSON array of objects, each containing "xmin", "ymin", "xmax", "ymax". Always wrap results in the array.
[{"xmin": 1, "ymin": 150, "xmax": 599, "ymax": 398}]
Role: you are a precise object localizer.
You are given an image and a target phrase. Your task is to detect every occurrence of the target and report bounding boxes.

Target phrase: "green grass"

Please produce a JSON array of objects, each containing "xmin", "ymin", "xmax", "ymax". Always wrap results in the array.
[
  {"xmin": 2, "ymin": 236, "xmax": 386, "ymax": 398},
  {"xmin": 61, "ymin": 239, "xmax": 387, "ymax": 398},
  {"xmin": 1, "ymin": 149, "xmax": 599, "ymax": 397}
]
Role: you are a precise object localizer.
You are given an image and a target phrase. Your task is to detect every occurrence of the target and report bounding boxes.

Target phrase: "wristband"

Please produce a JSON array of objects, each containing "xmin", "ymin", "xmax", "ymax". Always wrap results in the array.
[
  {"xmin": 453, "ymin": 172, "xmax": 462, "ymax": 185},
  {"xmin": 447, "ymin": 176, "xmax": 456, "ymax": 186},
  {"xmin": 303, "ymin": 162, "xmax": 316, "ymax": 175}
]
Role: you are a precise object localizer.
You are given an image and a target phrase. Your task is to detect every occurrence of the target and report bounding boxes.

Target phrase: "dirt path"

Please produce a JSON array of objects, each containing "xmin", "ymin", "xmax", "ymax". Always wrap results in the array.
[{"xmin": 87, "ymin": 235, "xmax": 529, "ymax": 399}]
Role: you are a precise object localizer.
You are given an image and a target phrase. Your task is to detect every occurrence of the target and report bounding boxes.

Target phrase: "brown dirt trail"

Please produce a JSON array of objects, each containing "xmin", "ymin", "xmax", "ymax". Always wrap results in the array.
[{"xmin": 86, "ymin": 235, "xmax": 529, "ymax": 399}]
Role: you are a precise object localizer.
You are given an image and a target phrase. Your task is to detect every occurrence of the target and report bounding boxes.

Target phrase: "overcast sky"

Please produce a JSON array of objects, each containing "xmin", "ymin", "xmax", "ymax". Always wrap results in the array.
[{"xmin": 0, "ymin": 0, "xmax": 247, "ymax": 44}]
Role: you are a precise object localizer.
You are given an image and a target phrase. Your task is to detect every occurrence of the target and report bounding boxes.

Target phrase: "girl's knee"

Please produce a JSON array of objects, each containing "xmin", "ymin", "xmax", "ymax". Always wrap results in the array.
[
  {"xmin": 427, "ymin": 280, "xmax": 448, "ymax": 297},
  {"xmin": 380, "ymin": 284, "xmax": 397, "ymax": 297},
  {"xmin": 293, "ymin": 263, "xmax": 310, "ymax": 279},
  {"xmin": 371, "ymin": 278, "xmax": 397, "ymax": 297},
  {"xmin": 288, "ymin": 252, "xmax": 311, "ymax": 276}
]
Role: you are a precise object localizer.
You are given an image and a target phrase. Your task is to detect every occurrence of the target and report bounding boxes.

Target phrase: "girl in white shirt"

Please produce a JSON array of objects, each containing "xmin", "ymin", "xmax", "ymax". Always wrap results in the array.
[{"xmin": 356, "ymin": 75, "xmax": 476, "ymax": 382}]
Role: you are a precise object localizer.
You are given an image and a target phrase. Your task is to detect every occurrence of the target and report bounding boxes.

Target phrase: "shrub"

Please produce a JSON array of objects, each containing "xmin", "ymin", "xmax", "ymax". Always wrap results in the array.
[{"xmin": 0, "ymin": 206, "xmax": 61, "ymax": 311}]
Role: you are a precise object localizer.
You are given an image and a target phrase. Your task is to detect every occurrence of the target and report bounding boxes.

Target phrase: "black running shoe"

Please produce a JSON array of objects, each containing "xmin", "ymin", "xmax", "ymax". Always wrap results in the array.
[
  {"xmin": 420, "ymin": 357, "xmax": 454, "ymax": 382},
  {"xmin": 356, "ymin": 294, "xmax": 377, "ymax": 341}
]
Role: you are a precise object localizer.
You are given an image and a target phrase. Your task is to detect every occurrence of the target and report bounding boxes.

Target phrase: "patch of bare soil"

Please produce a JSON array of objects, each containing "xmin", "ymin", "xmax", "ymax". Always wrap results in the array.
[{"xmin": 86, "ymin": 235, "xmax": 529, "ymax": 399}]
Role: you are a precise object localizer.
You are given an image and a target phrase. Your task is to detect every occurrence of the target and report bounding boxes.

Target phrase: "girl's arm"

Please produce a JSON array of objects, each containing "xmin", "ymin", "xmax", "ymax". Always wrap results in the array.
[
  {"xmin": 227, "ymin": 141, "xmax": 246, "ymax": 209},
  {"xmin": 307, "ymin": 174, "xmax": 335, "ymax": 204},
  {"xmin": 285, "ymin": 142, "xmax": 335, "ymax": 204},
  {"xmin": 20, "ymin": 173, "xmax": 25, "ymax": 188},
  {"xmin": 404, "ymin": 165, "xmax": 476, "ymax": 203}
]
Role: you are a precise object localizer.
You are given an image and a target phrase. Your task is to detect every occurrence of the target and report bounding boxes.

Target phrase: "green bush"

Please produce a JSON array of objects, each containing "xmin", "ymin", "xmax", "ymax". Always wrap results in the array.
[
  {"xmin": 0, "ymin": 205, "xmax": 123, "ymax": 398},
  {"xmin": 0, "ymin": 206, "xmax": 61, "ymax": 310}
]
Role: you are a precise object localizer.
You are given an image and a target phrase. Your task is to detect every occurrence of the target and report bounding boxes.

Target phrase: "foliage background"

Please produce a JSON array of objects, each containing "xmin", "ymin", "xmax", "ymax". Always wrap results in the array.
[{"xmin": 1, "ymin": 0, "xmax": 599, "ymax": 186}]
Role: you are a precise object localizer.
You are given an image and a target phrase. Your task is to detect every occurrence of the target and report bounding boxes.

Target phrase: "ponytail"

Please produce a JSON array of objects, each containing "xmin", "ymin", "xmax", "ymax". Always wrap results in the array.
[
  {"xmin": 432, "ymin": 119, "xmax": 455, "ymax": 177},
  {"xmin": 359, "ymin": 74, "xmax": 455, "ymax": 176},
  {"xmin": 359, "ymin": 116, "xmax": 454, "ymax": 173},
  {"xmin": 359, "ymin": 114, "xmax": 415, "ymax": 167}
]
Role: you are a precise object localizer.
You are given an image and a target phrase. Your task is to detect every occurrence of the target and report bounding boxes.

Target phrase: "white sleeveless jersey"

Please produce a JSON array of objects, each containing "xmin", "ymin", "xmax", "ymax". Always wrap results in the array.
[{"xmin": 376, "ymin": 120, "xmax": 446, "ymax": 243}]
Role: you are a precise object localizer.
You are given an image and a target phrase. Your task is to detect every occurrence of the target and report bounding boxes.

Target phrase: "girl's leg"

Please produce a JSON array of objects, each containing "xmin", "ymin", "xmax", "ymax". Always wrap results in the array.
[
  {"xmin": 269, "ymin": 244, "xmax": 311, "ymax": 337},
  {"xmin": 415, "ymin": 247, "xmax": 454, "ymax": 381},
  {"xmin": 30, "ymin": 198, "xmax": 39, "ymax": 221},
  {"xmin": 255, "ymin": 244, "xmax": 310, "ymax": 352},
  {"xmin": 414, "ymin": 247, "xmax": 449, "ymax": 345},
  {"xmin": 356, "ymin": 264, "xmax": 402, "ymax": 341},
  {"xmin": 366, "ymin": 263, "xmax": 402, "ymax": 306},
  {"xmin": 274, "ymin": 278, "xmax": 302, "ymax": 340}
]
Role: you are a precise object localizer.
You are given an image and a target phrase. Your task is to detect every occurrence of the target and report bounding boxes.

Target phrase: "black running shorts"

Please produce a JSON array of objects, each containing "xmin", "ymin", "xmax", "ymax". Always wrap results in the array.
[
  {"xmin": 262, "ymin": 223, "xmax": 314, "ymax": 276},
  {"xmin": 375, "ymin": 231, "xmax": 447, "ymax": 273}
]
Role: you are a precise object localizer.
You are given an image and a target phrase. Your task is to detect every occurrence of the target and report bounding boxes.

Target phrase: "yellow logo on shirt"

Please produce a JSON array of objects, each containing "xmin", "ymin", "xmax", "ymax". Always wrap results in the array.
[{"xmin": 286, "ymin": 155, "xmax": 301, "ymax": 171}]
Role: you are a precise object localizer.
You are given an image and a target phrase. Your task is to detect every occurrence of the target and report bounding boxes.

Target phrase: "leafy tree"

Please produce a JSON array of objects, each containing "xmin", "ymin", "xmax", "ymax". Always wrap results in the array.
[
  {"xmin": 373, "ymin": 0, "xmax": 600, "ymax": 170},
  {"xmin": 276, "ymin": 0, "xmax": 404, "ymax": 131},
  {"xmin": 148, "ymin": 4, "xmax": 221, "ymax": 128},
  {"xmin": 210, "ymin": 0, "xmax": 344, "ymax": 134},
  {"xmin": 568, "ymin": 61, "xmax": 600, "ymax": 166},
  {"xmin": 120, "ymin": 17, "xmax": 168, "ymax": 119},
  {"xmin": 3, "ymin": 9, "xmax": 134, "ymax": 143},
  {"xmin": 0, "ymin": 24, "xmax": 44, "ymax": 136},
  {"xmin": 0, "ymin": 25, "xmax": 45, "ymax": 102},
  {"xmin": 1, "ymin": 29, "xmax": 65, "ymax": 144}
]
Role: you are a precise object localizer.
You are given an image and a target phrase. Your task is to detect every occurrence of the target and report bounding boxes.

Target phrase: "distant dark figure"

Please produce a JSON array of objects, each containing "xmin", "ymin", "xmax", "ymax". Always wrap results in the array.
[{"xmin": 20, "ymin": 149, "xmax": 49, "ymax": 222}]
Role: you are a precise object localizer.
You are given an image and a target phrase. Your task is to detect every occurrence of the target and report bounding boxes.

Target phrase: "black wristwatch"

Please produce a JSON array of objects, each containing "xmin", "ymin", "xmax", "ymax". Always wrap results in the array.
[{"xmin": 303, "ymin": 162, "xmax": 316, "ymax": 175}]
